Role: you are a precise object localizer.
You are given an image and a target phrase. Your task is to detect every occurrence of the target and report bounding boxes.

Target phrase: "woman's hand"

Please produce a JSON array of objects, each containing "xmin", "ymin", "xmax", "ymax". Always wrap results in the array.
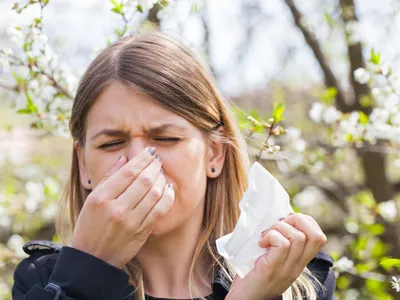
[
  {"xmin": 70, "ymin": 148, "xmax": 175, "ymax": 268},
  {"xmin": 226, "ymin": 213, "xmax": 327, "ymax": 300}
]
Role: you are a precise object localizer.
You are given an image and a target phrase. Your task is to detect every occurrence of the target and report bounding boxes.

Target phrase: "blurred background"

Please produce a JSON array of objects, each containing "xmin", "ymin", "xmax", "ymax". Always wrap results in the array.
[{"xmin": 0, "ymin": 0, "xmax": 400, "ymax": 299}]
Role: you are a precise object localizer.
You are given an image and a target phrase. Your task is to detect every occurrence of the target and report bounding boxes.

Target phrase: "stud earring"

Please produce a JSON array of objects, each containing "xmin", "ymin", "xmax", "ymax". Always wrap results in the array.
[
  {"xmin": 88, "ymin": 179, "xmax": 91, "ymax": 185},
  {"xmin": 211, "ymin": 167, "xmax": 216, "ymax": 173}
]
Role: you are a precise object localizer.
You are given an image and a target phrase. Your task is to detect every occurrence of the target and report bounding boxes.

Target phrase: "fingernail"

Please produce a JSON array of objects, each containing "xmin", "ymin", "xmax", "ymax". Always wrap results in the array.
[
  {"xmin": 278, "ymin": 217, "xmax": 285, "ymax": 221},
  {"xmin": 117, "ymin": 155, "xmax": 122, "ymax": 162},
  {"xmin": 148, "ymin": 147, "xmax": 156, "ymax": 156},
  {"xmin": 155, "ymin": 154, "xmax": 162, "ymax": 162},
  {"xmin": 167, "ymin": 183, "xmax": 173, "ymax": 190},
  {"xmin": 261, "ymin": 229, "xmax": 267, "ymax": 237}
]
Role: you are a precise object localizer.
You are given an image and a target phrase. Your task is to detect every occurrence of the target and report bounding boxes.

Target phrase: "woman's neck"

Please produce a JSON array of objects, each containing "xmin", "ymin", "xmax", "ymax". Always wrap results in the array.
[{"xmin": 135, "ymin": 208, "xmax": 212, "ymax": 299}]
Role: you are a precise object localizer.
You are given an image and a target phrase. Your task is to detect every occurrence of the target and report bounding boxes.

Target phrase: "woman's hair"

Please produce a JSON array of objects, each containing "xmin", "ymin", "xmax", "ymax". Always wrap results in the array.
[{"xmin": 57, "ymin": 32, "xmax": 320, "ymax": 300}]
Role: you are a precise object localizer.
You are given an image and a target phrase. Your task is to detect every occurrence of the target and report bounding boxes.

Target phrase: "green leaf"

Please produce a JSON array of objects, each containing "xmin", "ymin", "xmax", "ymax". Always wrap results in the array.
[
  {"xmin": 17, "ymin": 108, "xmax": 32, "ymax": 114},
  {"xmin": 371, "ymin": 240, "xmax": 387, "ymax": 258},
  {"xmin": 355, "ymin": 262, "xmax": 374, "ymax": 273},
  {"xmin": 380, "ymin": 258, "xmax": 400, "ymax": 268},
  {"xmin": 355, "ymin": 191, "xmax": 376, "ymax": 208},
  {"xmin": 370, "ymin": 49, "xmax": 381, "ymax": 65},
  {"xmin": 324, "ymin": 12, "xmax": 335, "ymax": 28},
  {"xmin": 110, "ymin": 0, "xmax": 123, "ymax": 14},
  {"xmin": 318, "ymin": 87, "xmax": 337, "ymax": 104},
  {"xmin": 363, "ymin": 224, "xmax": 385, "ymax": 235},
  {"xmin": 360, "ymin": 95, "xmax": 373, "ymax": 107},
  {"xmin": 358, "ymin": 111, "xmax": 369, "ymax": 124},
  {"xmin": 336, "ymin": 275, "xmax": 350, "ymax": 290},
  {"xmin": 136, "ymin": 4, "xmax": 143, "ymax": 12},
  {"xmin": 26, "ymin": 93, "xmax": 38, "ymax": 113},
  {"xmin": 272, "ymin": 102, "xmax": 285, "ymax": 122}
]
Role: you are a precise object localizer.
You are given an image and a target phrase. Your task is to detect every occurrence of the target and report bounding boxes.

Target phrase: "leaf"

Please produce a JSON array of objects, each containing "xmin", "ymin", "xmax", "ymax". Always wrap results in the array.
[
  {"xmin": 370, "ymin": 49, "xmax": 381, "ymax": 65},
  {"xmin": 380, "ymin": 258, "xmax": 400, "ymax": 269},
  {"xmin": 359, "ymin": 111, "xmax": 369, "ymax": 124},
  {"xmin": 324, "ymin": 12, "xmax": 335, "ymax": 28},
  {"xmin": 26, "ymin": 93, "xmax": 38, "ymax": 113},
  {"xmin": 318, "ymin": 87, "xmax": 337, "ymax": 104},
  {"xmin": 371, "ymin": 240, "xmax": 386, "ymax": 258},
  {"xmin": 136, "ymin": 4, "xmax": 143, "ymax": 12},
  {"xmin": 355, "ymin": 262, "xmax": 374, "ymax": 273},
  {"xmin": 272, "ymin": 102, "xmax": 285, "ymax": 122},
  {"xmin": 192, "ymin": 3, "xmax": 198, "ymax": 12},
  {"xmin": 360, "ymin": 95, "xmax": 373, "ymax": 107},
  {"xmin": 17, "ymin": 108, "xmax": 32, "ymax": 114},
  {"xmin": 363, "ymin": 224, "xmax": 385, "ymax": 235}
]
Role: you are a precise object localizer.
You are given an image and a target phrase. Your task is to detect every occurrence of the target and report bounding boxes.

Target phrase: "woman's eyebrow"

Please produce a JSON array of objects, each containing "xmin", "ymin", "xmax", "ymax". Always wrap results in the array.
[
  {"xmin": 91, "ymin": 123, "xmax": 187, "ymax": 141},
  {"xmin": 145, "ymin": 123, "xmax": 187, "ymax": 135}
]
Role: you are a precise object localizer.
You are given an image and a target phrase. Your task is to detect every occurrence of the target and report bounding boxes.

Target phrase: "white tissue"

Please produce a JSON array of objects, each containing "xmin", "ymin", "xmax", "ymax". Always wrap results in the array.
[{"xmin": 216, "ymin": 162, "xmax": 292, "ymax": 278}]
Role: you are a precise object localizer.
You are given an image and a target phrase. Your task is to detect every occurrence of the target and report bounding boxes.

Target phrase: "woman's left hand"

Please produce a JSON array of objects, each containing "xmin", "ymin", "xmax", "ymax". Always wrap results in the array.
[{"xmin": 225, "ymin": 213, "xmax": 327, "ymax": 300}]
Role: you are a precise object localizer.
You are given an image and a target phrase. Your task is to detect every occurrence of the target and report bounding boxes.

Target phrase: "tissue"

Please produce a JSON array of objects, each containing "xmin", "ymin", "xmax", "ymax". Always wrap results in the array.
[{"xmin": 216, "ymin": 162, "xmax": 292, "ymax": 278}]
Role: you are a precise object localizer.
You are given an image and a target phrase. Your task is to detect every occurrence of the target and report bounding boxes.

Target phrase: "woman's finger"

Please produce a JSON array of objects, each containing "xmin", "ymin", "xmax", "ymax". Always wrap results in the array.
[
  {"xmin": 96, "ymin": 147, "xmax": 157, "ymax": 199},
  {"xmin": 117, "ymin": 155, "xmax": 162, "ymax": 210},
  {"xmin": 139, "ymin": 182, "xmax": 175, "ymax": 230},
  {"xmin": 257, "ymin": 229, "xmax": 291, "ymax": 272},
  {"xmin": 265, "ymin": 221, "xmax": 307, "ymax": 274},
  {"xmin": 283, "ymin": 213, "xmax": 327, "ymax": 267}
]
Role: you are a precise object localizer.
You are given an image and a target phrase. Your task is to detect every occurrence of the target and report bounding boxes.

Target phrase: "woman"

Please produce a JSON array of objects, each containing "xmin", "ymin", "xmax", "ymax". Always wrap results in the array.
[{"xmin": 12, "ymin": 32, "xmax": 335, "ymax": 300}]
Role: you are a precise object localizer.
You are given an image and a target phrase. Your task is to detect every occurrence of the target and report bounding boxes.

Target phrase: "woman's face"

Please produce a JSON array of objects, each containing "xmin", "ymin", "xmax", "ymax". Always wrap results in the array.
[{"xmin": 76, "ymin": 82, "xmax": 225, "ymax": 236}]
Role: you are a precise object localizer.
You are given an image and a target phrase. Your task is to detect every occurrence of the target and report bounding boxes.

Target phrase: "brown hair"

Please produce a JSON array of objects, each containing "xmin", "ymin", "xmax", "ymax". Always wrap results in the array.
[{"xmin": 57, "ymin": 32, "xmax": 319, "ymax": 300}]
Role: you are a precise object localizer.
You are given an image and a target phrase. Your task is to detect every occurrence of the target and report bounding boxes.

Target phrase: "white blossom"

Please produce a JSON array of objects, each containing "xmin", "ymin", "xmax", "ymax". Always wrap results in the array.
[
  {"xmin": 392, "ymin": 277, "xmax": 400, "ymax": 292},
  {"xmin": 309, "ymin": 102, "xmax": 324, "ymax": 123},
  {"xmin": 345, "ymin": 21, "xmax": 362, "ymax": 45},
  {"xmin": 25, "ymin": 181, "xmax": 44, "ymax": 213},
  {"xmin": 369, "ymin": 108, "xmax": 390, "ymax": 124},
  {"xmin": 392, "ymin": 112, "xmax": 400, "ymax": 126},
  {"xmin": 0, "ymin": 57, "xmax": 10, "ymax": 74},
  {"xmin": 345, "ymin": 220, "xmax": 359, "ymax": 234},
  {"xmin": 42, "ymin": 203, "xmax": 58, "ymax": 220},
  {"xmin": 323, "ymin": 106, "xmax": 342, "ymax": 124},
  {"xmin": 7, "ymin": 26, "xmax": 24, "ymax": 46},
  {"xmin": 381, "ymin": 64, "xmax": 390, "ymax": 76},
  {"xmin": 0, "ymin": 48, "xmax": 13, "ymax": 56},
  {"xmin": 137, "ymin": 0, "xmax": 158, "ymax": 10},
  {"xmin": 378, "ymin": 200, "xmax": 397, "ymax": 222},
  {"xmin": 293, "ymin": 139, "xmax": 306, "ymax": 152},
  {"xmin": 293, "ymin": 186, "xmax": 323, "ymax": 208},
  {"xmin": 334, "ymin": 256, "xmax": 354, "ymax": 272},
  {"xmin": 286, "ymin": 127, "xmax": 301, "ymax": 139},
  {"xmin": 7, "ymin": 234, "xmax": 26, "ymax": 257},
  {"xmin": 354, "ymin": 67, "xmax": 370, "ymax": 84}
]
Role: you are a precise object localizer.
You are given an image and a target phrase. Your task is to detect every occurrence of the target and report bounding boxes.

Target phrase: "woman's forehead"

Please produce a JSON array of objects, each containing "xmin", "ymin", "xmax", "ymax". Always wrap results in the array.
[{"xmin": 85, "ymin": 83, "xmax": 193, "ymax": 136}]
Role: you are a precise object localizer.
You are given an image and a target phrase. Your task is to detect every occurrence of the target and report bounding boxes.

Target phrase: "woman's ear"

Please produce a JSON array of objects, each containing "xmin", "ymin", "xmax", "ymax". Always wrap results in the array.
[
  {"xmin": 74, "ymin": 140, "xmax": 91, "ymax": 190},
  {"xmin": 207, "ymin": 127, "xmax": 227, "ymax": 178}
]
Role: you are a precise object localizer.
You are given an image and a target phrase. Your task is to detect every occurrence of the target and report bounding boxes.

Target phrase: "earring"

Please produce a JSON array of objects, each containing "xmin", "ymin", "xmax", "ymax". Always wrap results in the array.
[
  {"xmin": 88, "ymin": 179, "xmax": 91, "ymax": 185},
  {"xmin": 211, "ymin": 167, "xmax": 216, "ymax": 173}
]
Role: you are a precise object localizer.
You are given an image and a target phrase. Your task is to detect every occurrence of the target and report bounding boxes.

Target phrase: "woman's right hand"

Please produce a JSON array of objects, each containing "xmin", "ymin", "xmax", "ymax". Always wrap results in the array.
[{"xmin": 70, "ymin": 147, "xmax": 175, "ymax": 268}]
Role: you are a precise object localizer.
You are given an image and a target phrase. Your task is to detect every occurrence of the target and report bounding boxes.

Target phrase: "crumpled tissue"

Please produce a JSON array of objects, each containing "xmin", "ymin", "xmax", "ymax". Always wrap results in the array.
[{"xmin": 216, "ymin": 162, "xmax": 292, "ymax": 278}]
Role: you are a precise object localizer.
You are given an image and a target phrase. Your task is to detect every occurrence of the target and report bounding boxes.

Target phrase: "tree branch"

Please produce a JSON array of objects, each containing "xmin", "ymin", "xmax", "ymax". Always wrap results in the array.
[
  {"xmin": 283, "ymin": 0, "xmax": 351, "ymax": 112},
  {"xmin": 339, "ymin": 0, "xmax": 371, "ymax": 115}
]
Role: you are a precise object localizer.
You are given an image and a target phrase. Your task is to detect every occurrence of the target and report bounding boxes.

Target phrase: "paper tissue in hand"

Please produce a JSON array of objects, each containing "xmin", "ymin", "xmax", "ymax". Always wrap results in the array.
[{"xmin": 216, "ymin": 162, "xmax": 292, "ymax": 278}]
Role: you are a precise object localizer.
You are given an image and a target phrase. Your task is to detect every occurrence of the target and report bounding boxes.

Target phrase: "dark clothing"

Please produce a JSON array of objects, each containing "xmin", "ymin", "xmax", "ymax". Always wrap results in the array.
[{"xmin": 12, "ymin": 240, "xmax": 336, "ymax": 300}]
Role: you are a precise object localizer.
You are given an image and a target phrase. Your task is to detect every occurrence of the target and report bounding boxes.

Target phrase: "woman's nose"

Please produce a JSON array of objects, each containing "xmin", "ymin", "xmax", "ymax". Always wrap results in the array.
[{"xmin": 126, "ymin": 139, "xmax": 152, "ymax": 161}]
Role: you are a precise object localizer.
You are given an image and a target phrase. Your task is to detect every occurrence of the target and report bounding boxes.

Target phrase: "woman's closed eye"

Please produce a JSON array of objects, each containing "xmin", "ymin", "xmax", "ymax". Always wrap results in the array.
[
  {"xmin": 98, "ymin": 137, "xmax": 180, "ymax": 149},
  {"xmin": 98, "ymin": 141, "xmax": 124, "ymax": 149},
  {"xmin": 154, "ymin": 137, "xmax": 180, "ymax": 143}
]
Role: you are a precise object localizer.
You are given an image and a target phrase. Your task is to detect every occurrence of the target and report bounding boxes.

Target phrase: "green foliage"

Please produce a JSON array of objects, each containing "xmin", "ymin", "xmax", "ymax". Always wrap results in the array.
[
  {"xmin": 318, "ymin": 87, "xmax": 337, "ymax": 104},
  {"xmin": 370, "ymin": 49, "xmax": 381, "ymax": 65}
]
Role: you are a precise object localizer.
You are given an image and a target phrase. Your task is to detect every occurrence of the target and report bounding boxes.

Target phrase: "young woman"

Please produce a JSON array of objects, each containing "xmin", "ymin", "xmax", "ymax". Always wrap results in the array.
[{"xmin": 12, "ymin": 32, "xmax": 335, "ymax": 300}]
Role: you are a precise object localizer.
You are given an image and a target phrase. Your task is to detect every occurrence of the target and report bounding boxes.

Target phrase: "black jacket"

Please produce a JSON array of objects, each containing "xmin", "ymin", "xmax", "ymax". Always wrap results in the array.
[{"xmin": 12, "ymin": 240, "xmax": 336, "ymax": 300}]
